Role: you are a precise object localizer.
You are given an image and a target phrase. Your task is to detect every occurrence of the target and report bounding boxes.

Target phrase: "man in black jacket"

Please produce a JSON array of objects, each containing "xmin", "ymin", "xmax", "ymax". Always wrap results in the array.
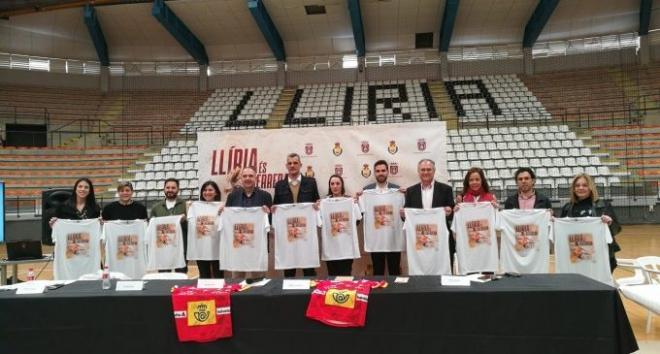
[
  {"xmin": 404, "ymin": 159, "xmax": 456, "ymax": 272},
  {"xmin": 273, "ymin": 153, "xmax": 320, "ymax": 277},
  {"xmin": 503, "ymin": 168, "xmax": 552, "ymax": 210}
]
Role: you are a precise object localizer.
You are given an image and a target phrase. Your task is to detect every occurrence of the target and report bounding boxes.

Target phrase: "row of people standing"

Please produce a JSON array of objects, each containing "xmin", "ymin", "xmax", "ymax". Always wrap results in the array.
[{"xmin": 50, "ymin": 154, "xmax": 621, "ymax": 278}]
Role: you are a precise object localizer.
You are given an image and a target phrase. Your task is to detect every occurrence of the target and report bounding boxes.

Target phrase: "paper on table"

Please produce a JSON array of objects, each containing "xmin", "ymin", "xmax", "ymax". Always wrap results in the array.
[
  {"xmin": 115, "ymin": 281, "xmax": 144, "ymax": 291},
  {"xmin": 441, "ymin": 275, "xmax": 471, "ymax": 287},
  {"xmin": 282, "ymin": 279, "xmax": 311, "ymax": 290},
  {"xmin": 197, "ymin": 279, "xmax": 225, "ymax": 289},
  {"xmin": 394, "ymin": 277, "xmax": 409, "ymax": 283}
]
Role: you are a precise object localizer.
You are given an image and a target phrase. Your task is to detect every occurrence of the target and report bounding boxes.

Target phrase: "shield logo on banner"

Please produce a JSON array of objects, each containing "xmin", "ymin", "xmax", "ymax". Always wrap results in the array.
[
  {"xmin": 388, "ymin": 140, "xmax": 398, "ymax": 155},
  {"xmin": 333, "ymin": 142, "xmax": 343, "ymax": 156},
  {"xmin": 390, "ymin": 162, "xmax": 399, "ymax": 175},
  {"xmin": 361, "ymin": 141, "xmax": 370, "ymax": 153},
  {"xmin": 361, "ymin": 164, "xmax": 372, "ymax": 178},
  {"xmin": 417, "ymin": 138, "xmax": 426, "ymax": 152},
  {"xmin": 305, "ymin": 143, "xmax": 314, "ymax": 155},
  {"xmin": 335, "ymin": 164, "xmax": 343, "ymax": 176},
  {"xmin": 305, "ymin": 165, "xmax": 315, "ymax": 177}
]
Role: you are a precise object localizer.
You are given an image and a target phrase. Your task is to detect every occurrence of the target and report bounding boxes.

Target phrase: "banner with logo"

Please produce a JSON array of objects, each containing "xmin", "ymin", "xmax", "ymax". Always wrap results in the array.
[{"xmin": 197, "ymin": 121, "xmax": 448, "ymax": 196}]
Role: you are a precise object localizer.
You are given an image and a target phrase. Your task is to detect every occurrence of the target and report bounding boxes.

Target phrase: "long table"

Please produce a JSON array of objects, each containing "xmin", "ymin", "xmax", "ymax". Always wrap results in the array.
[{"xmin": 0, "ymin": 274, "xmax": 638, "ymax": 354}]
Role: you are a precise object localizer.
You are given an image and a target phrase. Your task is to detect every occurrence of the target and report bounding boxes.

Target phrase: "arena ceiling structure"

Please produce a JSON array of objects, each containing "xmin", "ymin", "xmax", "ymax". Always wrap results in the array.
[{"xmin": 0, "ymin": 0, "xmax": 658, "ymax": 65}]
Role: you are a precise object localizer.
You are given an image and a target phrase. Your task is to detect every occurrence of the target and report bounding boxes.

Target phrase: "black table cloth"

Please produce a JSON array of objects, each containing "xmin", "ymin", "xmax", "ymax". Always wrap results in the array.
[{"xmin": 0, "ymin": 274, "xmax": 638, "ymax": 354}]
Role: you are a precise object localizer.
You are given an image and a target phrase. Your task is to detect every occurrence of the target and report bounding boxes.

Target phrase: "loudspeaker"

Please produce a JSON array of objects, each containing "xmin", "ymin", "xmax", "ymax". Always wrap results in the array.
[{"xmin": 41, "ymin": 188, "xmax": 71, "ymax": 245}]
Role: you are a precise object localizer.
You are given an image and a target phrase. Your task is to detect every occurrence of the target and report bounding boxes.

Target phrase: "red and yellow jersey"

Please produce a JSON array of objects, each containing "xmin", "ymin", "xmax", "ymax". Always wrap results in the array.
[
  {"xmin": 170, "ymin": 284, "xmax": 242, "ymax": 342},
  {"xmin": 305, "ymin": 280, "xmax": 387, "ymax": 328}
]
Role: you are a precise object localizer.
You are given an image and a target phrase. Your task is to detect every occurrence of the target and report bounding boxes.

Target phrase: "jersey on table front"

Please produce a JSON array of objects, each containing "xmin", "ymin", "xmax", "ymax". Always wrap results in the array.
[
  {"xmin": 306, "ymin": 280, "xmax": 385, "ymax": 327},
  {"xmin": 146, "ymin": 215, "xmax": 186, "ymax": 271},
  {"xmin": 553, "ymin": 217, "xmax": 614, "ymax": 286},
  {"xmin": 498, "ymin": 209, "xmax": 551, "ymax": 274},
  {"xmin": 171, "ymin": 284, "xmax": 242, "ymax": 342},
  {"xmin": 218, "ymin": 207, "xmax": 270, "ymax": 272},
  {"xmin": 451, "ymin": 202, "xmax": 499, "ymax": 274},
  {"xmin": 358, "ymin": 189, "xmax": 405, "ymax": 252},
  {"xmin": 187, "ymin": 201, "xmax": 222, "ymax": 261},
  {"xmin": 52, "ymin": 219, "xmax": 102, "ymax": 280},
  {"xmin": 272, "ymin": 203, "xmax": 320, "ymax": 270},
  {"xmin": 404, "ymin": 208, "xmax": 451, "ymax": 275},
  {"xmin": 318, "ymin": 197, "xmax": 362, "ymax": 261},
  {"xmin": 102, "ymin": 220, "xmax": 148, "ymax": 279}
]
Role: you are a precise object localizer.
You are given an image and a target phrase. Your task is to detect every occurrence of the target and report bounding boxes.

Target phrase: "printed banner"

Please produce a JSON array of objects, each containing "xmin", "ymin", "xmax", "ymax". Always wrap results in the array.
[{"xmin": 197, "ymin": 122, "xmax": 448, "ymax": 196}]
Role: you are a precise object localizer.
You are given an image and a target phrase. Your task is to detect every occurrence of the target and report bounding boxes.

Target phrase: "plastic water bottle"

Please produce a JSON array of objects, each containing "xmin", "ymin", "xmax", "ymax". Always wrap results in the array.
[
  {"xmin": 102, "ymin": 265, "xmax": 111, "ymax": 290},
  {"xmin": 27, "ymin": 268, "xmax": 35, "ymax": 281}
]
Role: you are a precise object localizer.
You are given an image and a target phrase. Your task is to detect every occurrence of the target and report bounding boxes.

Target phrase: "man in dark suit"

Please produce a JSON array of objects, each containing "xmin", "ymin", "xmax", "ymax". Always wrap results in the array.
[
  {"xmin": 273, "ymin": 153, "xmax": 320, "ymax": 277},
  {"xmin": 504, "ymin": 167, "xmax": 552, "ymax": 210},
  {"xmin": 362, "ymin": 160, "xmax": 402, "ymax": 276},
  {"xmin": 404, "ymin": 159, "xmax": 456, "ymax": 272}
]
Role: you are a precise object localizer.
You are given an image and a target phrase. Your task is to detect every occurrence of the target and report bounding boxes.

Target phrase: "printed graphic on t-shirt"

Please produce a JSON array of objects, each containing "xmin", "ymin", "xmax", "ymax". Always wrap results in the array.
[
  {"xmin": 233, "ymin": 223, "xmax": 255, "ymax": 248},
  {"xmin": 466, "ymin": 219, "xmax": 491, "ymax": 248},
  {"xmin": 514, "ymin": 224, "xmax": 539, "ymax": 254},
  {"xmin": 117, "ymin": 234, "xmax": 138, "ymax": 260},
  {"xmin": 415, "ymin": 224, "xmax": 438, "ymax": 250},
  {"xmin": 66, "ymin": 232, "xmax": 90, "ymax": 258},
  {"xmin": 196, "ymin": 215, "xmax": 215, "ymax": 238},
  {"xmin": 156, "ymin": 224, "xmax": 177, "ymax": 248},
  {"xmin": 287, "ymin": 217, "xmax": 307, "ymax": 242},
  {"xmin": 373, "ymin": 205, "xmax": 393, "ymax": 229},
  {"xmin": 330, "ymin": 211, "xmax": 351, "ymax": 237},
  {"xmin": 569, "ymin": 233, "xmax": 594, "ymax": 263}
]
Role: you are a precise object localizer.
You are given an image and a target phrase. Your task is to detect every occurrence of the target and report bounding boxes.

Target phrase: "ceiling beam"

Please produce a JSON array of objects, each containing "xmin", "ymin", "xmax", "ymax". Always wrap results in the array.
[
  {"xmin": 439, "ymin": 0, "xmax": 460, "ymax": 52},
  {"xmin": 523, "ymin": 0, "xmax": 560, "ymax": 48},
  {"xmin": 639, "ymin": 0, "xmax": 653, "ymax": 35},
  {"xmin": 247, "ymin": 0, "xmax": 285, "ymax": 61},
  {"xmin": 0, "ymin": 1, "xmax": 153, "ymax": 19},
  {"xmin": 347, "ymin": 0, "xmax": 365, "ymax": 57},
  {"xmin": 83, "ymin": 5, "xmax": 109, "ymax": 66},
  {"xmin": 151, "ymin": 0, "xmax": 208, "ymax": 65}
]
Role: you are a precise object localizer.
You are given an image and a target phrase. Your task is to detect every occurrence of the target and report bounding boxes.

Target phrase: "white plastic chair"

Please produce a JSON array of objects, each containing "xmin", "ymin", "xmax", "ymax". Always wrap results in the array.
[
  {"xmin": 142, "ymin": 272, "xmax": 188, "ymax": 280},
  {"xmin": 618, "ymin": 256, "xmax": 660, "ymax": 333},
  {"xmin": 615, "ymin": 258, "xmax": 646, "ymax": 287}
]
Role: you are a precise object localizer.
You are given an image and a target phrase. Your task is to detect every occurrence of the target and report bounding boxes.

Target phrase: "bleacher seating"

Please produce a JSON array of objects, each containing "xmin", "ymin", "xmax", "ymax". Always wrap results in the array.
[
  {"xmin": 0, "ymin": 145, "xmax": 147, "ymax": 198},
  {"xmin": 521, "ymin": 68, "xmax": 632, "ymax": 124},
  {"xmin": 131, "ymin": 139, "xmax": 199, "ymax": 198},
  {"xmin": 444, "ymin": 74, "xmax": 551, "ymax": 124},
  {"xmin": 446, "ymin": 125, "xmax": 628, "ymax": 200},
  {"xmin": 588, "ymin": 124, "xmax": 660, "ymax": 181},
  {"xmin": 181, "ymin": 87, "xmax": 282, "ymax": 133},
  {"xmin": 284, "ymin": 79, "xmax": 437, "ymax": 127}
]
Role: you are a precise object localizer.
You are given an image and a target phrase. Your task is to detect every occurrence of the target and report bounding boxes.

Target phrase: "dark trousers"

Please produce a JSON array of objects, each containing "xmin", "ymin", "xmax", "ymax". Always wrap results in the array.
[
  {"xmin": 284, "ymin": 268, "xmax": 316, "ymax": 278},
  {"xmin": 370, "ymin": 252, "xmax": 401, "ymax": 276},
  {"xmin": 326, "ymin": 259, "xmax": 353, "ymax": 276},
  {"xmin": 449, "ymin": 234, "xmax": 456, "ymax": 274},
  {"xmin": 196, "ymin": 260, "xmax": 223, "ymax": 279}
]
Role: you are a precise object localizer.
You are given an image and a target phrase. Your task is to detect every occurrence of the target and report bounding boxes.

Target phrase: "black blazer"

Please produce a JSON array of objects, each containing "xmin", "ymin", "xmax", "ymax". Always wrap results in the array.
[
  {"xmin": 404, "ymin": 181, "xmax": 455, "ymax": 209},
  {"xmin": 504, "ymin": 193, "xmax": 552, "ymax": 210},
  {"xmin": 273, "ymin": 176, "xmax": 320, "ymax": 205}
]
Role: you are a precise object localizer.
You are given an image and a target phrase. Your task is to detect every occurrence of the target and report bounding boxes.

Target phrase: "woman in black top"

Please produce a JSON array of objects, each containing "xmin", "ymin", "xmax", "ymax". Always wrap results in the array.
[
  {"xmin": 50, "ymin": 177, "xmax": 101, "ymax": 226},
  {"xmin": 560, "ymin": 173, "xmax": 622, "ymax": 272},
  {"xmin": 195, "ymin": 181, "xmax": 223, "ymax": 279}
]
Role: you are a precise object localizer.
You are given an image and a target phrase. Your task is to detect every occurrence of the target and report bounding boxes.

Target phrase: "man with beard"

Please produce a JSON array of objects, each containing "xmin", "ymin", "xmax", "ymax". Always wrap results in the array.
[
  {"xmin": 360, "ymin": 160, "xmax": 402, "ymax": 275},
  {"xmin": 150, "ymin": 178, "xmax": 188, "ymax": 274},
  {"xmin": 503, "ymin": 168, "xmax": 552, "ymax": 210}
]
